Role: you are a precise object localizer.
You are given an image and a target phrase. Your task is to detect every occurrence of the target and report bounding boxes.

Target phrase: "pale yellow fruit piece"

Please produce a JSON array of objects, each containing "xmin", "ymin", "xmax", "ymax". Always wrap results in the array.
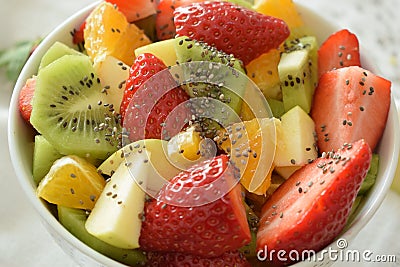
[
  {"xmin": 134, "ymin": 39, "xmax": 178, "ymax": 67},
  {"xmin": 37, "ymin": 155, "xmax": 106, "ymax": 210},
  {"xmin": 273, "ymin": 106, "xmax": 318, "ymax": 167},
  {"xmin": 94, "ymin": 55, "xmax": 130, "ymax": 111},
  {"xmin": 86, "ymin": 152, "xmax": 150, "ymax": 249}
]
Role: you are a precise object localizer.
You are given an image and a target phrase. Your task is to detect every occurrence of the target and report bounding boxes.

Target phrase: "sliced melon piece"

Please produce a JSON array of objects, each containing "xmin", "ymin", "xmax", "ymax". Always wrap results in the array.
[
  {"xmin": 134, "ymin": 38, "xmax": 177, "ymax": 67},
  {"xmin": 32, "ymin": 135, "xmax": 63, "ymax": 185},
  {"xmin": 273, "ymin": 106, "xmax": 318, "ymax": 167},
  {"xmin": 85, "ymin": 152, "xmax": 149, "ymax": 249},
  {"xmin": 58, "ymin": 206, "xmax": 146, "ymax": 266}
]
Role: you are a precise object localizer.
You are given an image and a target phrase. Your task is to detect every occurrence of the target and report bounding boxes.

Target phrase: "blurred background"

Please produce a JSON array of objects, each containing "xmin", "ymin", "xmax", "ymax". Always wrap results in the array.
[{"xmin": 1, "ymin": 0, "xmax": 399, "ymax": 266}]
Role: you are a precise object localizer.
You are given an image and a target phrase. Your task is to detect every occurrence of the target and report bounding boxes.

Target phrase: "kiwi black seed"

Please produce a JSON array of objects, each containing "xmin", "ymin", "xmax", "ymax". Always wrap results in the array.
[
  {"xmin": 174, "ymin": 36, "xmax": 247, "ymax": 138},
  {"xmin": 30, "ymin": 54, "xmax": 121, "ymax": 161}
]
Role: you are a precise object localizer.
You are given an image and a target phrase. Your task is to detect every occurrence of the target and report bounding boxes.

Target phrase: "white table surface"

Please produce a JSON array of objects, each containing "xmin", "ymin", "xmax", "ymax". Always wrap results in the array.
[{"xmin": 1, "ymin": 1, "xmax": 399, "ymax": 266}]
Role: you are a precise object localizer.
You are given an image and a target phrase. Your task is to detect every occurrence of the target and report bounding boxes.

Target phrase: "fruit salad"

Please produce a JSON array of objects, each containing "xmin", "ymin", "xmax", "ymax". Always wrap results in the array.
[{"xmin": 18, "ymin": 0, "xmax": 392, "ymax": 266}]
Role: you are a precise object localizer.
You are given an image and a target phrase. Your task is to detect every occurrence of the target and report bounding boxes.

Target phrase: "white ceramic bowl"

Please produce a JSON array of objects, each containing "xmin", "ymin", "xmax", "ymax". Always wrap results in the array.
[{"xmin": 8, "ymin": 2, "xmax": 399, "ymax": 267}]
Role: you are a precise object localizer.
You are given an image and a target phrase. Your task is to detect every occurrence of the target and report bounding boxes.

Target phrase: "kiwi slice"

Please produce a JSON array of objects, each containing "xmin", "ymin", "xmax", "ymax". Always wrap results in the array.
[
  {"xmin": 30, "ymin": 54, "xmax": 121, "ymax": 161},
  {"xmin": 174, "ymin": 36, "xmax": 247, "ymax": 136},
  {"xmin": 57, "ymin": 206, "xmax": 146, "ymax": 266},
  {"xmin": 283, "ymin": 36, "xmax": 319, "ymax": 91},
  {"xmin": 358, "ymin": 153, "xmax": 379, "ymax": 195},
  {"xmin": 32, "ymin": 135, "xmax": 63, "ymax": 185},
  {"xmin": 39, "ymin": 41, "xmax": 82, "ymax": 70}
]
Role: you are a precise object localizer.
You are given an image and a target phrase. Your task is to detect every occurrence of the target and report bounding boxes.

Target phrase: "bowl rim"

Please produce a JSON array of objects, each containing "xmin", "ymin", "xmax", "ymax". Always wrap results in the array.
[
  {"xmin": 7, "ymin": 1, "xmax": 128, "ymax": 266},
  {"xmin": 7, "ymin": 1, "xmax": 400, "ymax": 266}
]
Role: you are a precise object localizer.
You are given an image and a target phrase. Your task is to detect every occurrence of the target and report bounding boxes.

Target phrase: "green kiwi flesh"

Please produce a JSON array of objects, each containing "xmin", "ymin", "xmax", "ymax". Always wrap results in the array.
[
  {"xmin": 57, "ymin": 206, "xmax": 146, "ymax": 266},
  {"xmin": 174, "ymin": 36, "xmax": 246, "ymax": 136},
  {"xmin": 30, "ymin": 54, "xmax": 121, "ymax": 161},
  {"xmin": 32, "ymin": 135, "xmax": 63, "ymax": 185},
  {"xmin": 39, "ymin": 41, "xmax": 82, "ymax": 70}
]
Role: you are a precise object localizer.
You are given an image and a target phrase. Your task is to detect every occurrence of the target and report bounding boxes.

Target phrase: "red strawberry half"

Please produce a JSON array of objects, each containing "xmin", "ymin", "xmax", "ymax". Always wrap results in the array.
[
  {"xmin": 257, "ymin": 139, "xmax": 372, "ymax": 265},
  {"xmin": 156, "ymin": 0, "xmax": 205, "ymax": 41},
  {"xmin": 120, "ymin": 53, "xmax": 167, "ymax": 120},
  {"xmin": 146, "ymin": 250, "xmax": 251, "ymax": 267},
  {"xmin": 139, "ymin": 155, "xmax": 251, "ymax": 258},
  {"xmin": 311, "ymin": 66, "xmax": 391, "ymax": 153},
  {"xmin": 318, "ymin": 29, "xmax": 361, "ymax": 78},
  {"xmin": 121, "ymin": 53, "xmax": 190, "ymax": 142},
  {"xmin": 72, "ymin": 21, "xmax": 86, "ymax": 45},
  {"xmin": 174, "ymin": 1, "xmax": 290, "ymax": 65},
  {"xmin": 18, "ymin": 76, "xmax": 36, "ymax": 124},
  {"xmin": 105, "ymin": 0, "xmax": 157, "ymax": 22}
]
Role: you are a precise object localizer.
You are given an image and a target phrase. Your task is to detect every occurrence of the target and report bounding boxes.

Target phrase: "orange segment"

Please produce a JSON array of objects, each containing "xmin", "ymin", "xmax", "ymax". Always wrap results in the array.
[
  {"xmin": 84, "ymin": 2, "xmax": 151, "ymax": 66},
  {"xmin": 37, "ymin": 155, "xmax": 106, "ymax": 210},
  {"xmin": 254, "ymin": 0, "xmax": 310, "ymax": 40},
  {"xmin": 218, "ymin": 118, "xmax": 277, "ymax": 195},
  {"xmin": 246, "ymin": 49, "xmax": 282, "ymax": 100}
]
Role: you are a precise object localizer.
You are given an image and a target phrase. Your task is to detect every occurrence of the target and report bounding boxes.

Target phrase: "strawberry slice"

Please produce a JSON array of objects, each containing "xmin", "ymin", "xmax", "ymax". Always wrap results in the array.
[
  {"xmin": 139, "ymin": 155, "xmax": 251, "ymax": 258},
  {"xmin": 257, "ymin": 139, "xmax": 372, "ymax": 265},
  {"xmin": 318, "ymin": 29, "xmax": 361, "ymax": 78},
  {"xmin": 311, "ymin": 66, "xmax": 391, "ymax": 153},
  {"xmin": 18, "ymin": 76, "xmax": 36, "ymax": 124},
  {"xmin": 72, "ymin": 21, "xmax": 86, "ymax": 45},
  {"xmin": 174, "ymin": 1, "xmax": 290, "ymax": 65},
  {"xmin": 156, "ymin": 0, "xmax": 205, "ymax": 41},
  {"xmin": 146, "ymin": 250, "xmax": 251, "ymax": 267},
  {"xmin": 121, "ymin": 53, "xmax": 190, "ymax": 142},
  {"xmin": 120, "ymin": 53, "xmax": 167, "ymax": 120},
  {"xmin": 105, "ymin": 0, "xmax": 157, "ymax": 22}
]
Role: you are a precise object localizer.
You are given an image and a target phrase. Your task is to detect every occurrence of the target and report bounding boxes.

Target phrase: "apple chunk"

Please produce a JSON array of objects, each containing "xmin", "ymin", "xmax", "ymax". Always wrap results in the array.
[
  {"xmin": 274, "ymin": 105, "xmax": 317, "ymax": 167},
  {"xmin": 85, "ymin": 151, "xmax": 150, "ymax": 249}
]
